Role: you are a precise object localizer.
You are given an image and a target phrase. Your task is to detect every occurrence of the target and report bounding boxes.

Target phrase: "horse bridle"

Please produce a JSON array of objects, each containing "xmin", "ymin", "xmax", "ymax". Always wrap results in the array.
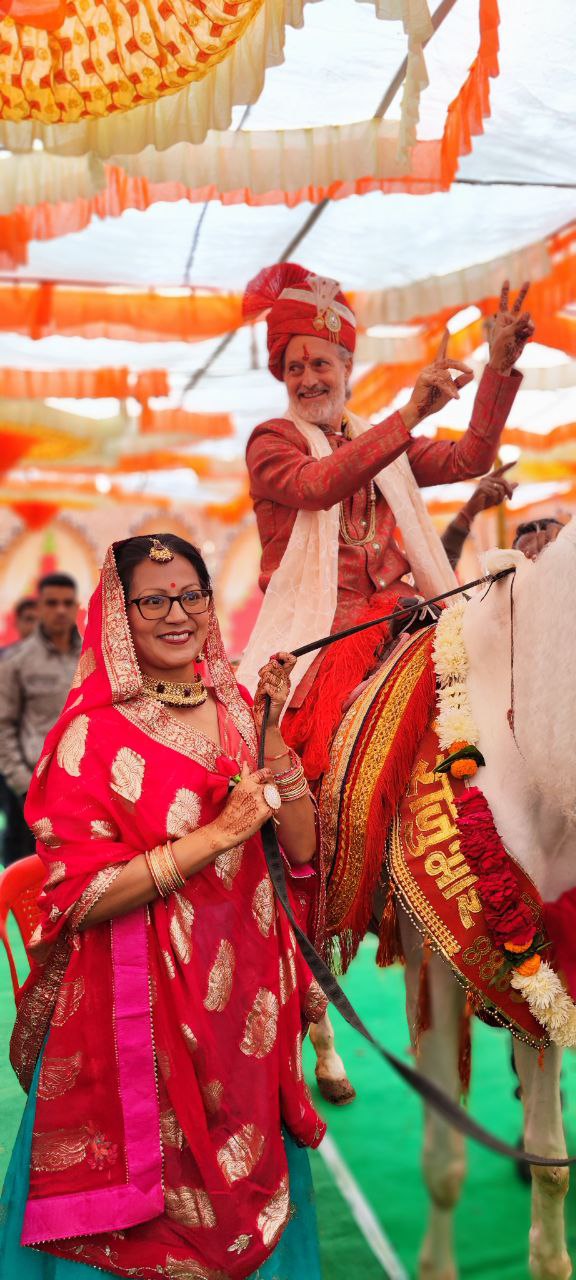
[{"xmin": 257, "ymin": 568, "xmax": 576, "ymax": 1167}]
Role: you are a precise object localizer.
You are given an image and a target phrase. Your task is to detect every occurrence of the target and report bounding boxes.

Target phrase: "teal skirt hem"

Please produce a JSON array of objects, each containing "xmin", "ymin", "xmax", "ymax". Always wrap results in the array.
[{"xmin": 0, "ymin": 1053, "xmax": 321, "ymax": 1280}]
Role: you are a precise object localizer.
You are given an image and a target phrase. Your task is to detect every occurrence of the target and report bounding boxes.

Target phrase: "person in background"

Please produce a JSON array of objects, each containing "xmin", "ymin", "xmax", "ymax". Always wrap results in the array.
[
  {"xmin": 0, "ymin": 572, "xmax": 81, "ymax": 863},
  {"xmin": 0, "ymin": 597, "xmax": 39, "ymax": 862},
  {"xmin": 512, "ymin": 516, "xmax": 563, "ymax": 560},
  {"xmin": 441, "ymin": 462, "xmax": 517, "ymax": 568},
  {"xmin": 0, "ymin": 598, "xmax": 39, "ymax": 659}
]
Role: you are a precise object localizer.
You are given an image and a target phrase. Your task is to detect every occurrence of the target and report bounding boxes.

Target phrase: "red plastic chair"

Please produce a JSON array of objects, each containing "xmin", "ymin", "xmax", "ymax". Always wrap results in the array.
[{"xmin": 0, "ymin": 854, "xmax": 44, "ymax": 999}]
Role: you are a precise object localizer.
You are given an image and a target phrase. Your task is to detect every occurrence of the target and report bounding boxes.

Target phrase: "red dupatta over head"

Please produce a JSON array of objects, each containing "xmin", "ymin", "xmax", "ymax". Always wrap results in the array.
[{"xmin": 13, "ymin": 541, "xmax": 326, "ymax": 1280}]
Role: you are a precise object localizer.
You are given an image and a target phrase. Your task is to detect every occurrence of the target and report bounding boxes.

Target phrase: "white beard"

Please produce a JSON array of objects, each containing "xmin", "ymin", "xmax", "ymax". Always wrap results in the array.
[{"xmin": 288, "ymin": 388, "xmax": 345, "ymax": 427}]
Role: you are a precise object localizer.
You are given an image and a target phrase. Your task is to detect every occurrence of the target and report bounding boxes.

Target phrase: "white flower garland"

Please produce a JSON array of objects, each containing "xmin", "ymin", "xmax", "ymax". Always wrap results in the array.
[
  {"xmin": 432, "ymin": 600, "xmax": 576, "ymax": 1049},
  {"xmin": 432, "ymin": 600, "xmax": 478, "ymax": 750}
]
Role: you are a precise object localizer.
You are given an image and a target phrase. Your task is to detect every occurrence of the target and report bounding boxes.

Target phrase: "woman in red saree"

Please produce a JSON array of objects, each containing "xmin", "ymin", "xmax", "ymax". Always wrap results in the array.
[{"xmin": 1, "ymin": 533, "xmax": 327, "ymax": 1280}]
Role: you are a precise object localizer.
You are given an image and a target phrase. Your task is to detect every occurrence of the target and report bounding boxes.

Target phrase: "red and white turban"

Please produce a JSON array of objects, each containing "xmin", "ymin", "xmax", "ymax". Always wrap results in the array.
[{"xmin": 243, "ymin": 262, "xmax": 357, "ymax": 381}]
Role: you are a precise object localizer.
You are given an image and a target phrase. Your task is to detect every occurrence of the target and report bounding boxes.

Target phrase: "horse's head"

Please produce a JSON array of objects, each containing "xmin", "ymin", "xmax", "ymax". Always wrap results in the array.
[{"xmin": 463, "ymin": 517, "xmax": 576, "ymax": 823}]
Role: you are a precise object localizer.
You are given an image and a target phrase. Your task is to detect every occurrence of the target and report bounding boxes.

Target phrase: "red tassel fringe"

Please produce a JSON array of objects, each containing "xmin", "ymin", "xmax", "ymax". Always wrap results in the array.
[
  {"xmin": 376, "ymin": 881, "xmax": 403, "ymax": 968},
  {"xmin": 283, "ymin": 594, "xmax": 403, "ymax": 783},
  {"xmin": 242, "ymin": 262, "xmax": 309, "ymax": 320}
]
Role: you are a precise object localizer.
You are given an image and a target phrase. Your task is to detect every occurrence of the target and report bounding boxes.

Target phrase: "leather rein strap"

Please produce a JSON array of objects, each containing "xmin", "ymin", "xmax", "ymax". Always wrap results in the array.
[{"xmin": 256, "ymin": 577, "xmax": 576, "ymax": 1167}]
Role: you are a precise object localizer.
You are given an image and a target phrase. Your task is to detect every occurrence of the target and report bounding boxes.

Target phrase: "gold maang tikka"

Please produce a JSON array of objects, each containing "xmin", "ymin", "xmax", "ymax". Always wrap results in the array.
[{"xmin": 148, "ymin": 538, "xmax": 174, "ymax": 563}]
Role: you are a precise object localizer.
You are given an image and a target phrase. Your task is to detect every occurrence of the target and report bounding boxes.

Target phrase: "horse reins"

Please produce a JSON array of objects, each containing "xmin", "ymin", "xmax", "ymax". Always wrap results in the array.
[{"xmin": 256, "ymin": 568, "xmax": 576, "ymax": 1167}]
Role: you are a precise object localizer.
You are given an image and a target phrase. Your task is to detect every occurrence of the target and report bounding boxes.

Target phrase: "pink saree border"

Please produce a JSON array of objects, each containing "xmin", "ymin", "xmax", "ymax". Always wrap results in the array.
[{"xmin": 22, "ymin": 909, "xmax": 163, "ymax": 1245}]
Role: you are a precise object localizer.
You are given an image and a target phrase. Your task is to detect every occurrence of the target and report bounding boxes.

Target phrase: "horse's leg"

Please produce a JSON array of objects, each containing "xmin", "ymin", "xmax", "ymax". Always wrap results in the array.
[
  {"xmin": 308, "ymin": 1011, "xmax": 356, "ymax": 1105},
  {"xmin": 400, "ymin": 911, "xmax": 466, "ymax": 1280},
  {"xmin": 513, "ymin": 1039, "xmax": 571, "ymax": 1280}
]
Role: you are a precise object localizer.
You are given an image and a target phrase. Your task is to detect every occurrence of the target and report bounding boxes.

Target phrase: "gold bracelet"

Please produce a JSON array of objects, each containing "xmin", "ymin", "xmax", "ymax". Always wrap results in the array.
[
  {"xmin": 163, "ymin": 840, "xmax": 186, "ymax": 891},
  {"xmin": 145, "ymin": 843, "xmax": 185, "ymax": 898}
]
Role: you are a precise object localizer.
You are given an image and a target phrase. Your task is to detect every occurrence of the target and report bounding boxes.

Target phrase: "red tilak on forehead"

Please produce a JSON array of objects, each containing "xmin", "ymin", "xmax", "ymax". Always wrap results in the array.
[
  {"xmin": 302, "ymin": 343, "xmax": 311, "ymax": 360},
  {"xmin": 170, "ymin": 582, "xmax": 177, "ymax": 588}
]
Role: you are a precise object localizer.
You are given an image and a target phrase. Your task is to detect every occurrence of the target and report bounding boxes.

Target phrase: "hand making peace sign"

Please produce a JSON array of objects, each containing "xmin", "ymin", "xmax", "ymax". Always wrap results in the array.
[
  {"xmin": 403, "ymin": 329, "xmax": 474, "ymax": 426},
  {"xmin": 486, "ymin": 279, "xmax": 535, "ymax": 375}
]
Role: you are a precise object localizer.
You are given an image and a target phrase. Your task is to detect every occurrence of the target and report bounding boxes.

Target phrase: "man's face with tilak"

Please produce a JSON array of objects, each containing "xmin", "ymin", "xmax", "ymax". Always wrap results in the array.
[{"xmin": 284, "ymin": 335, "xmax": 352, "ymax": 428}]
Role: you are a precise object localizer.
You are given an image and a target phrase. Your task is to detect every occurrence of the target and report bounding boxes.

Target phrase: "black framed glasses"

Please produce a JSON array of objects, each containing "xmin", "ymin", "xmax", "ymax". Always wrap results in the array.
[{"xmin": 129, "ymin": 590, "xmax": 212, "ymax": 620}]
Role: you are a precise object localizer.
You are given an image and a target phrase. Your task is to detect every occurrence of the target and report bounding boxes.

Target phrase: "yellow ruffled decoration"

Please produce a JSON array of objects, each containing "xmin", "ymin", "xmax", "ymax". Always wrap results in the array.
[{"xmin": 0, "ymin": 0, "xmax": 266, "ymax": 124}]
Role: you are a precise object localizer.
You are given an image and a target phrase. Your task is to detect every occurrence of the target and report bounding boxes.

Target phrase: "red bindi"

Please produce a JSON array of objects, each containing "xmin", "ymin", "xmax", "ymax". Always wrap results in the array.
[{"xmin": 169, "ymin": 582, "xmax": 176, "ymax": 588}]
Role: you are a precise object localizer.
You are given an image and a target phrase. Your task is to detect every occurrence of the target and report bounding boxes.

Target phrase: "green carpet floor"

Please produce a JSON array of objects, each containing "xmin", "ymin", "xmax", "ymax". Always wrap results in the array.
[{"xmin": 2, "ymin": 928, "xmax": 575, "ymax": 1278}]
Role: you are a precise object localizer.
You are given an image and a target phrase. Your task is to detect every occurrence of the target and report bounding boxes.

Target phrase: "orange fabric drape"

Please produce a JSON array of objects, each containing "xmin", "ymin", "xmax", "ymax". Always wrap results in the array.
[
  {"xmin": 0, "ymin": 428, "xmax": 43, "ymax": 472},
  {"xmin": 0, "ymin": 285, "xmax": 243, "ymax": 343},
  {"xmin": 133, "ymin": 370, "xmax": 170, "ymax": 402},
  {"xmin": 139, "ymin": 406, "xmax": 234, "ymax": 437},
  {"xmin": 0, "ymin": 367, "xmax": 130, "ymax": 399},
  {"xmin": 0, "ymin": 367, "xmax": 170, "ymax": 401},
  {"xmin": 435, "ymin": 421, "xmax": 576, "ymax": 454}
]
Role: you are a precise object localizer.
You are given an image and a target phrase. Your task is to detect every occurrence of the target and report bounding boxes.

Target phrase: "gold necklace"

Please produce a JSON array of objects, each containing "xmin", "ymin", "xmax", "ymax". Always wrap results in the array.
[
  {"xmin": 142, "ymin": 672, "xmax": 207, "ymax": 708},
  {"xmin": 338, "ymin": 418, "xmax": 377, "ymax": 547}
]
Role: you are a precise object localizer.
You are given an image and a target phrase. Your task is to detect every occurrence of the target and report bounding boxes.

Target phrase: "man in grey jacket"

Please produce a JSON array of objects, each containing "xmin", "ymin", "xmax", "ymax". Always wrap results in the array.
[{"xmin": 0, "ymin": 572, "xmax": 81, "ymax": 863}]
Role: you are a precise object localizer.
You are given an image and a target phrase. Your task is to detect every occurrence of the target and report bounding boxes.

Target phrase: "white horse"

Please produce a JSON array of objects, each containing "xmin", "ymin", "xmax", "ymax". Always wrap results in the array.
[{"xmin": 311, "ymin": 517, "xmax": 576, "ymax": 1280}]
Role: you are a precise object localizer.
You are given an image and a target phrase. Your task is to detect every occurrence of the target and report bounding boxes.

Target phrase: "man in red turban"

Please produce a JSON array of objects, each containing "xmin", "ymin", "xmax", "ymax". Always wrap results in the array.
[
  {"xmin": 237, "ymin": 265, "xmax": 533, "ymax": 1104},
  {"xmin": 239, "ymin": 264, "xmax": 534, "ymax": 784}
]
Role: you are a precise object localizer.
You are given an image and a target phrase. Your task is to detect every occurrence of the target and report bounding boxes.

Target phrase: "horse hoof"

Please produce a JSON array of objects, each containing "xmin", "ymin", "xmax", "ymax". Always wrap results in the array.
[{"xmin": 315, "ymin": 1075, "xmax": 356, "ymax": 1105}]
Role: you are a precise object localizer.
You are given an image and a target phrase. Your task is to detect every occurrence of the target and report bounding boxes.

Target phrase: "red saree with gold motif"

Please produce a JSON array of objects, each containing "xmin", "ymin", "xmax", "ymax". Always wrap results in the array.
[{"xmin": 12, "ymin": 543, "xmax": 326, "ymax": 1280}]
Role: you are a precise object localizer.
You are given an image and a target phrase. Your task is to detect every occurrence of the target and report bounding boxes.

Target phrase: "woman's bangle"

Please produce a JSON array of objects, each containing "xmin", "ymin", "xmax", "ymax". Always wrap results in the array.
[
  {"xmin": 264, "ymin": 746, "xmax": 291, "ymax": 761},
  {"xmin": 145, "ymin": 841, "xmax": 185, "ymax": 898}
]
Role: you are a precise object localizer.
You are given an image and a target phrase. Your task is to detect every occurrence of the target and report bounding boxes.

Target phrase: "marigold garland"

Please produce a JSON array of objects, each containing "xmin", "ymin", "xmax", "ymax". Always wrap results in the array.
[{"xmin": 432, "ymin": 599, "xmax": 576, "ymax": 1049}]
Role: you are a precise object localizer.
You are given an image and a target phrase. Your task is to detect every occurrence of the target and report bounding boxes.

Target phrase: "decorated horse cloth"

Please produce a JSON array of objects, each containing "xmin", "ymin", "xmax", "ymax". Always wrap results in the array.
[
  {"xmin": 319, "ymin": 628, "xmax": 437, "ymax": 970},
  {"xmin": 9, "ymin": 541, "xmax": 326, "ymax": 1280},
  {"xmin": 390, "ymin": 722, "xmax": 547, "ymax": 1049}
]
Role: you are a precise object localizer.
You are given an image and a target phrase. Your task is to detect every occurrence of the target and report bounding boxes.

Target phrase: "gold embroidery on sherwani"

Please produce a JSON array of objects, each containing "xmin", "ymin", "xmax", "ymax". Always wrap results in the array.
[
  {"xmin": 213, "ymin": 845, "xmax": 244, "ymax": 889},
  {"xmin": 165, "ymin": 1185, "xmax": 216, "ymax": 1229},
  {"xmin": 38, "ymin": 1051, "xmax": 82, "ymax": 1101},
  {"xmin": 204, "ymin": 939, "xmax": 235, "ymax": 1012},
  {"xmin": 167, "ymin": 788, "xmax": 201, "ymax": 838},
  {"xmin": 169, "ymin": 893, "xmax": 194, "ymax": 965},
  {"xmin": 30, "ymin": 817, "xmax": 61, "ymax": 848},
  {"xmin": 279, "ymin": 950, "xmax": 297, "ymax": 1006},
  {"xmin": 31, "ymin": 1128, "xmax": 88, "ymax": 1172},
  {"xmin": 71, "ymin": 647, "xmax": 96, "ymax": 690},
  {"xmin": 217, "ymin": 1124, "xmax": 265, "ymax": 1185},
  {"xmin": 240, "ymin": 989, "xmax": 278, "ymax": 1058},
  {"xmin": 52, "ymin": 976, "xmax": 85, "ymax": 1027},
  {"xmin": 90, "ymin": 818, "xmax": 119, "ymax": 840},
  {"xmin": 201, "ymin": 1079, "xmax": 223, "ymax": 1116},
  {"xmin": 56, "ymin": 715, "xmax": 89, "ymax": 778},
  {"xmin": 110, "ymin": 746, "xmax": 145, "ymax": 804},
  {"xmin": 181, "ymin": 1023, "xmax": 198, "ymax": 1052},
  {"xmin": 257, "ymin": 1173, "xmax": 290, "ymax": 1247},
  {"xmin": 43, "ymin": 859, "xmax": 66, "ymax": 891},
  {"xmin": 251, "ymin": 876, "xmax": 275, "ymax": 937}
]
